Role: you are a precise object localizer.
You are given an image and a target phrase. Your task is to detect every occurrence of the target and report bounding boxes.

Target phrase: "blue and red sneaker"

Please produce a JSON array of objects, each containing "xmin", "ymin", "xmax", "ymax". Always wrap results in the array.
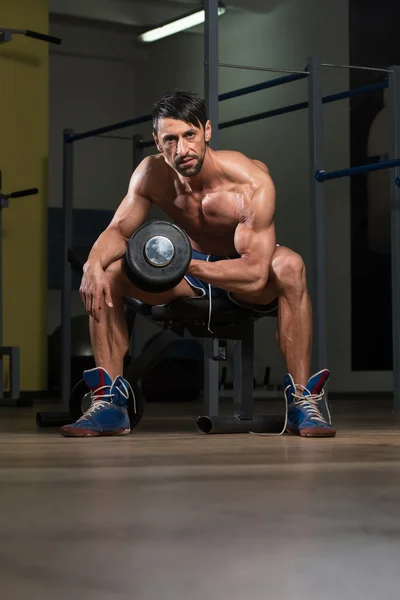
[
  {"xmin": 61, "ymin": 367, "xmax": 131, "ymax": 437},
  {"xmin": 284, "ymin": 369, "xmax": 336, "ymax": 437}
]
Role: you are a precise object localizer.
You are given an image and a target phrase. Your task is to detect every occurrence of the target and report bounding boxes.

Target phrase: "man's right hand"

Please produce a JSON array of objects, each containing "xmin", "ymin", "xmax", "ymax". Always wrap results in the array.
[
  {"xmin": 77, "ymin": 157, "xmax": 154, "ymax": 321},
  {"xmin": 79, "ymin": 261, "xmax": 114, "ymax": 322}
]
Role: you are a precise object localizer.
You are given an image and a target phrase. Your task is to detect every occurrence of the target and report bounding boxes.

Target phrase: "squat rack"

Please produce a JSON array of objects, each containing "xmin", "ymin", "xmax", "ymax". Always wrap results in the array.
[{"xmin": 60, "ymin": 0, "xmax": 400, "ymax": 410}]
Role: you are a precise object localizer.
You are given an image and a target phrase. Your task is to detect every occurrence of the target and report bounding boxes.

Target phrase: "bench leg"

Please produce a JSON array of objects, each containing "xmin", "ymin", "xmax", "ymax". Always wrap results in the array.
[
  {"xmin": 9, "ymin": 346, "xmax": 20, "ymax": 401},
  {"xmin": 233, "ymin": 320, "xmax": 254, "ymax": 420},
  {"xmin": 0, "ymin": 346, "xmax": 20, "ymax": 405},
  {"xmin": 203, "ymin": 339, "xmax": 220, "ymax": 417}
]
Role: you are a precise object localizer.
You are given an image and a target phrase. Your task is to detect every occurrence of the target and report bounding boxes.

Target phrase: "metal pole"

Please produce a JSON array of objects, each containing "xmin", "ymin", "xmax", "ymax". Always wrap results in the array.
[
  {"xmin": 132, "ymin": 134, "xmax": 144, "ymax": 170},
  {"xmin": 61, "ymin": 129, "xmax": 74, "ymax": 407},
  {"xmin": 0, "ymin": 198, "xmax": 2, "ymax": 351},
  {"xmin": 204, "ymin": 340, "xmax": 220, "ymax": 417},
  {"xmin": 218, "ymin": 62, "xmax": 308, "ymax": 75},
  {"xmin": 233, "ymin": 321, "xmax": 254, "ymax": 419},
  {"xmin": 0, "ymin": 197, "xmax": 3, "ymax": 400},
  {"xmin": 388, "ymin": 66, "xmax": 400, "ymax": 411},
  {"xmin": 204, "ymin": 0, "xmax": 219, "ymax": 149},
  {"xmin": 307, "ymin": 57, "xmax": 328, "ymax": 374},
  {"xmin": 204, "ymin": 0, "xmax": 220, "ymax": 415}
]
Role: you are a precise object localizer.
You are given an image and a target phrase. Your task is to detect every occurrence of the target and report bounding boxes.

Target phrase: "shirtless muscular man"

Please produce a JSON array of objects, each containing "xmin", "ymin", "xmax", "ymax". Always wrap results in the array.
[{"xmin": 61, "ymin": 90, "xmax": 335, "ymax": 439}]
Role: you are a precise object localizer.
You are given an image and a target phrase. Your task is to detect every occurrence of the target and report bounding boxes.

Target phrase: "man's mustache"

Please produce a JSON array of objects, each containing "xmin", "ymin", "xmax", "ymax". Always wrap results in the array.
[{"xmin": 176, "ymin": 155, "xmax": 198, "ymax": 166}]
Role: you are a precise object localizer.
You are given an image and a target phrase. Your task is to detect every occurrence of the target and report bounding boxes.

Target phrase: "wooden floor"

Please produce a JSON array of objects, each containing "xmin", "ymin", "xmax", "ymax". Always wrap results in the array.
[{"xmin": 1, "ymin": 398, "xmax": 400, "ymax": 599}]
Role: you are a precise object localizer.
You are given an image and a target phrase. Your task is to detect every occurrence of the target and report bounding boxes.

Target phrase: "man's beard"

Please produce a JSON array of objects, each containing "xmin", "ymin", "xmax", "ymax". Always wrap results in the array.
[{"xmin": 175, "ymin": 153, "xmax": 204, "ymax": 177}]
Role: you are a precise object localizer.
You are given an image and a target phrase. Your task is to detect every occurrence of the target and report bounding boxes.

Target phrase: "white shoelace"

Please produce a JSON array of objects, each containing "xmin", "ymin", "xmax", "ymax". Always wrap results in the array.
[
  {"xmin": 252, "ymin": 383, "xmax": 330, "ymax": 437},
  {"xmin": 77, "ymin": 379, "xmax": 136, "ymax": 422},
  {"xmin": 288, "ymin": 384, "xmax": 332, "ymax": 425}
]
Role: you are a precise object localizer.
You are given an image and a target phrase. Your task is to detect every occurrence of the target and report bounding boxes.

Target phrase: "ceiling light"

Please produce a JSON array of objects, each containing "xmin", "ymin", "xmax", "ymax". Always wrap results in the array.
[{"xmin": 138, "ymin": 4, "xmax": 226, "ymax": 43}]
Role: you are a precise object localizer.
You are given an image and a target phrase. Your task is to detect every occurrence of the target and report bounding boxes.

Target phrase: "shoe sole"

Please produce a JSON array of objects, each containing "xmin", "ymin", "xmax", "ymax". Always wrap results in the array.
[
  {"xmin": 300, "ymin": 430, "xmax": 336, "ymax": 438},
  {"xmin": 60, "ymin": 428, "xmax": 131, "ymax": 437},
  {"xmin": 286, "ymin": 424, "xmax": 336, "ymax": 438}
]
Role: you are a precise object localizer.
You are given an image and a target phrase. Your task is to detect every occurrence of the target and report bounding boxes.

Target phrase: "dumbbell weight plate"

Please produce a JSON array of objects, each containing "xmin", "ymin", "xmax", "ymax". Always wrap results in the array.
[{"xmin": 124, "ymin": 220, "xmax": 192, "ymax": 293}]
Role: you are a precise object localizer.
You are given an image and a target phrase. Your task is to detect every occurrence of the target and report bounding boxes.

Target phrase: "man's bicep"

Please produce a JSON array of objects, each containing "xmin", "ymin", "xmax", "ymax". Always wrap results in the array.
[
  {"xmin": 109, "ymin": 191, "xmax": 152, "ymax": 241},
  {"xmin": 235, "ymin": 219, "xmax": 276, "ymax": 270},
  {"xmin": 234, "ymin": 175, "xmax": 276, "ymax": 264}
]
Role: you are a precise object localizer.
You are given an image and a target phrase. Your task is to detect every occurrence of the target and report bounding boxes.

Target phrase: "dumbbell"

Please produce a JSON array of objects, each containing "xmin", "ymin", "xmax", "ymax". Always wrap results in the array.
[{"xmin": 124, "ymin": 220, "xmax": 192, "ymax": 293}]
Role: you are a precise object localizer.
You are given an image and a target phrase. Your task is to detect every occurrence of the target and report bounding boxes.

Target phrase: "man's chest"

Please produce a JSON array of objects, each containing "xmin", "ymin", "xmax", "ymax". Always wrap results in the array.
[{"xmin": 164, "ymin": 189, "xmax": 249, "ymax": 230}]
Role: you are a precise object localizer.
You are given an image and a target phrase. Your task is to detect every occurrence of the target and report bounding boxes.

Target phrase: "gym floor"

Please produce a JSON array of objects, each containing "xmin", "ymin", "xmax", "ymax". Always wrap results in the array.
[{"xmin": 1, "ymin": 397, "xmax": 400, "ymax": 599}]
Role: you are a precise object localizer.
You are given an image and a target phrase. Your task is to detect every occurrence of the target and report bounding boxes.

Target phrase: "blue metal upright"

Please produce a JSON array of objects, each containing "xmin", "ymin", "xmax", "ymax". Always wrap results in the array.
[{"xmin": 307, "ymin": 57, "xmax": 328, "ymax": 375}]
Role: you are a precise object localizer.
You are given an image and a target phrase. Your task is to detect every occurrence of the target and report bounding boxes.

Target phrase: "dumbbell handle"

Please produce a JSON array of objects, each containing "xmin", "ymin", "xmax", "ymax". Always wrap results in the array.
[{"xmin": 7, "ymin": 188, "xmax": 39, "ymax": 199}]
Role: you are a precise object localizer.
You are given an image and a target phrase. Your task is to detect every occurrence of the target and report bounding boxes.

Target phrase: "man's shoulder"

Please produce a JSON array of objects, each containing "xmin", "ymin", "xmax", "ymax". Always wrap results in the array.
[
  {"xmin": 140, "ymin": 153, "xmax": 169, "ymax": 173},
  {"xmin": 137, "ymin": 154, "xmax": 173, "ymax": 183},
  {"xmin": 132, "ymin": 154, "xmax": 172, "ymax": 199},
  {"xmin": 216, "ymin": 150, "xmax": 270, "ymax": 181}
]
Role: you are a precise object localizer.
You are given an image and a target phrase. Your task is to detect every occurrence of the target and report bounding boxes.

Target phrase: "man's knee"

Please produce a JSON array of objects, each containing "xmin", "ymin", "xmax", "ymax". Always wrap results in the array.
[{"xmin": 272, "ymin": 252, "xmax": 306, "ymax": 290}]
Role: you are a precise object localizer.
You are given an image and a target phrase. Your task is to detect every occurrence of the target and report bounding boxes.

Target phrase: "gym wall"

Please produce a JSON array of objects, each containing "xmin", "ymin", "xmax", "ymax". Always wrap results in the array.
[
  {"xmin": 47, "ymin": 15, "xmax": 146, "ymax": 334},
  {"xmin": 0, "ymin": 0, "xmax": 49, "ymax": 391}
]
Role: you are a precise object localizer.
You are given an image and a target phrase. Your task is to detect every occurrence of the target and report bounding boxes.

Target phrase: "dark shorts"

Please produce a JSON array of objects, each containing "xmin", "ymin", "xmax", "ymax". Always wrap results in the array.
[{"xmin": 184, "ymin": 249, "xmax": 278, "ymax": 315}]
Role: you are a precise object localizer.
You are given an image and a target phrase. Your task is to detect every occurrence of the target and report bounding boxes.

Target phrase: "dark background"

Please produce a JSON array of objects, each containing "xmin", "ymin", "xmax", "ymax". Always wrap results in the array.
[{"xmin": 350, "ymin": 0, "xmax": 400, "ymax": 370}]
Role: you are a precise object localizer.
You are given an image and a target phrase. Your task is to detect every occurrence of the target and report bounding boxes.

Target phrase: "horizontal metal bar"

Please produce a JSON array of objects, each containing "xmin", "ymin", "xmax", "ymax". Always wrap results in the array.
[
  {"xmin": 7, "ymin": 187, "xmax": 38, "ymax": 199},
  {"xmin": 316, "ymin": 157, "xmax": 400, "ymax": 182},
  {"xmin": 107, "ymin": 77, "xmax": 307, "ymax": 147},
  {"xmin": 219, "ymin": 80, "xmax": 388, "ymax": 129},
  {"xmin": 196, "ymin": 415, "xmax": 285, "ymax": 434},
  {"xmin": 138, "ymin": 80, "xmax": 388, "ymax": 148},
  {"xmin": 219, "ymin": 62, "xmax": 308, "ymax": 75},
  {"xmin": 219, "ymin": 100, "xmax": 309, "ymax": 129},
  {"xmin": 96, "ymin": 134, "xmax": 134, "ymax": 140},
  {"xmin": 322, "ymin": 62, "xmax": 393, "ymax": 73},
  {"xmin": 0, "ymin": 28, "xmax": 25, "ymax": 34},
  {"xmin": 0, "ymin": 28, "xmax": 62, "ymax": 44},
  {"xmin": 219, "ymin": 72, "xmax": 308, "ymax": 101},
  {"xmin": 67, "ymin": 114, "xmax": 152, "ymax": 143},
  {"xmin": 25, "ymin": 29, "xmax": 62, "ymax": 45},
  {"xmin": 138, "ymin": 101, "xmax": 307, "ymax": 143},
  {"xmin": 322, "ymin": 80, "xmax": 387, "ymax": 103}
]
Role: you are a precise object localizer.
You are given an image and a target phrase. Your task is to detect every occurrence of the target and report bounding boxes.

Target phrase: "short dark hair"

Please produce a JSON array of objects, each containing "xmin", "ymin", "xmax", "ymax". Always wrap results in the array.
[{"xmin": 152, "ymin": 90, "xmax": 208, "ymax": 134}]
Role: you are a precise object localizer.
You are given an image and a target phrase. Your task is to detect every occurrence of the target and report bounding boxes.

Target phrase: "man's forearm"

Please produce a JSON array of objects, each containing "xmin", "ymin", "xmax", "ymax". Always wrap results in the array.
[
  {"xmin": 187, "ymin": 258, "xmax": 267, "ymax": 293},
  {"xmin": 85, "ymin": 226, "xmax": 127, "ymax": 270}
]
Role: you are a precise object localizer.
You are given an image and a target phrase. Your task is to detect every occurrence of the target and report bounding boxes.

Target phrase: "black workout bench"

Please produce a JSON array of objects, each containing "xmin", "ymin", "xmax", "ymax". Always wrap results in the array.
[{"xmin": 38, "ymin": 246, "xmax": 284, "ymax": 434}]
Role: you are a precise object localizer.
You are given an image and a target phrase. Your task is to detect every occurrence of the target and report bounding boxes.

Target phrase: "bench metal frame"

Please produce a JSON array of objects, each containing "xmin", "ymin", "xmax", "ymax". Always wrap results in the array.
[{"xmin": 122, "ymin": 298, "xmax": 282, "ymax": 434}]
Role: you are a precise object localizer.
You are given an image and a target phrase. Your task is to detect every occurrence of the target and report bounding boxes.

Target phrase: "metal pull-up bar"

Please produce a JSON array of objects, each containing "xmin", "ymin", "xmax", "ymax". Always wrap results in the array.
[
  {"xmin": 66, "ymin": 72, "xmax": 309, "ymax": 145},
  {"xmin": 0, "ymin": 28, "xmax": 62, "ymax": 45},
  {"xmin": 136, "ymin": 80, "xmax": 388, "ymax": 149},
  {"xmin": 316, "ymin": 157, "xmax": 400, "ymax": 182}
]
